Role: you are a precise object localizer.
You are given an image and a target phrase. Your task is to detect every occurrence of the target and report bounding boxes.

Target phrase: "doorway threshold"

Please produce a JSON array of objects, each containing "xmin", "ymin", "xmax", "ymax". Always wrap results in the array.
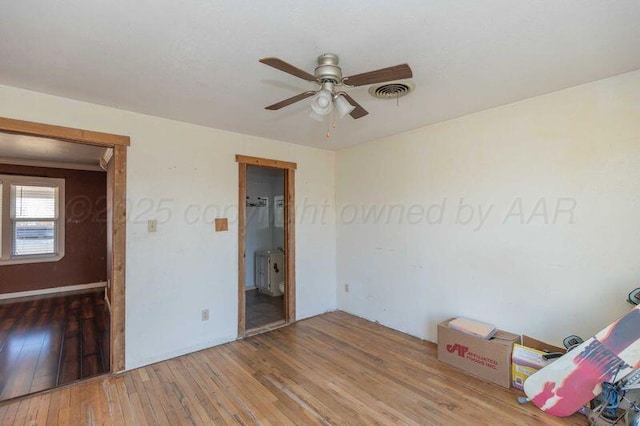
[{"xmin": 243, "ymin": 319, "xmax": 287, "ymax": 338}]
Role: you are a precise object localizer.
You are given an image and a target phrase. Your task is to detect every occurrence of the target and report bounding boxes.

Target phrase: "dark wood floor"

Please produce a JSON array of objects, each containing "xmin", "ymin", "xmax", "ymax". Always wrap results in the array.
[
  {"xmin": 245, "ymin": 288, "xmax": 284, "ymax": 330},
  {"xmin": 0, "ymin": 311, "xmax": 585, "ymax": 425},
  {"xmin": 0, "ymin": 289, "xmax": 109, "ymax": 401}
]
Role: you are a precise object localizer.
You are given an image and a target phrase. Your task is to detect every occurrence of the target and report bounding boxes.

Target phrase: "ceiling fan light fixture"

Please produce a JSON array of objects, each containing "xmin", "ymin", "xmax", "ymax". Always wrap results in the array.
[
  {"xmin": 334, "ymin": 94, "xmax": 356, "ymax": 119},
  {"xmin": 310, "ymin": 89, "xmax": 333, "ymax": 116},
  {"xmin": 260, "ymin": 54, "xmax": 411, "ymax": 123},
  {"xmin": 309, "ymin": 109, "xmax": 326, "ymax": 122}
]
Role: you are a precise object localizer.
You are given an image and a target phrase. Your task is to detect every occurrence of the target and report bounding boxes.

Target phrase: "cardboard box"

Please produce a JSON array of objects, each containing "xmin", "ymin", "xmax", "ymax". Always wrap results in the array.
[
  {"xmin": 437, "ymin": 318, "xmax": 520, "ymax": 388},
  {"xmin": 511, "ymin": 335, "xmax": 565, "ymax": 390}
]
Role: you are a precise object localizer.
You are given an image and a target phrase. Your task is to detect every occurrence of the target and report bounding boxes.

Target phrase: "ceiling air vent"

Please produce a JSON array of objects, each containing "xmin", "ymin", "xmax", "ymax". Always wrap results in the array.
[{"xmin": 368, "ymin": 81, "xmax": 414, "ymax": 99}]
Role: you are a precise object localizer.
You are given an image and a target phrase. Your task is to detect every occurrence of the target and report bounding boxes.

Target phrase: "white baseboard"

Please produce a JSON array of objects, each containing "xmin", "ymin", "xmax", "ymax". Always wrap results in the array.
[
  {"xmin": 0, "ymin": 281, "xmax": 107, "ymax": 300},
  {"xmin": 245, "ymin": 285, "xmax": 257, "ymax": 291}
]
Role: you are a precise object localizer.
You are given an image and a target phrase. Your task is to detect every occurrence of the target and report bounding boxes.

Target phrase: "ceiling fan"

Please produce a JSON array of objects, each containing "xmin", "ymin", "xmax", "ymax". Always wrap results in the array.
[{"xmin": 260, "ymin": 53, "xmax": 413, "ymax": 121}]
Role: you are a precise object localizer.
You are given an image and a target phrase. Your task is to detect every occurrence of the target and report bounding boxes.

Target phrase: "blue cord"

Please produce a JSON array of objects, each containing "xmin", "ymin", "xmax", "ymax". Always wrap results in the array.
[{"xmin": 601, "ymin": 382, "xmax": 620, "ymax": 420}]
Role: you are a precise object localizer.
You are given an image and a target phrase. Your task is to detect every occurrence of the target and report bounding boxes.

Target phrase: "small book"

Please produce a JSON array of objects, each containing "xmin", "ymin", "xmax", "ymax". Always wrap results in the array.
[{"xmin": 448, "ymin": 317, "xmax": 497, "ymax": 339}]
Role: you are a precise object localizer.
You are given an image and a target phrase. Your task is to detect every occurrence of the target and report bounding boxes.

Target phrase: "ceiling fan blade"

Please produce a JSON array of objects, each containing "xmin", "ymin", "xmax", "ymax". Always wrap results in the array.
[
  {"xmin": 259, "ymin": 57, "xmax": 317, "ymax": 82},
  {"xmin": 343, "ymin": 64, "xmax": 413, "ymax": 87},
  {"xmin": 265, "ymin": 91, "xmax": 315, "ymax": 110},
  {"xmin": 341, "ymin": 93, "xmax": 369, "ymax": 119}
]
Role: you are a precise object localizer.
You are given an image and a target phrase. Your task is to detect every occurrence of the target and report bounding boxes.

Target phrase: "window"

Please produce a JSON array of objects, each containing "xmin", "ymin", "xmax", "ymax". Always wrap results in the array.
[{"xmin": 0, "ymin": 175, "xmax": 65, "ymax": 265}]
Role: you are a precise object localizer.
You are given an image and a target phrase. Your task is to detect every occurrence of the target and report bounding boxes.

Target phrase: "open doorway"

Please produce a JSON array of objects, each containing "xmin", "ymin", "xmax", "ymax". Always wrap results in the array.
[
  {"xmin": 245, "ymin": 165, "xmax": 285, "ymax": 329},
  {"xmin": 0, "ymin": 116, "xmax": 128, "ymax": 401},
  {"xmin": 0, "ymin": 135, "xmax": 111, "ymax": 400},
  {"xmin": 236, "ymin": 155, "xmax": 296, "ymax": 337}
]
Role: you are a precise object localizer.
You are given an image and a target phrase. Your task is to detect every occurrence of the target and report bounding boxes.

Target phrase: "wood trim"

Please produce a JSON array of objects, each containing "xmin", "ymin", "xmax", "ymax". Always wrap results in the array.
[
  {"xmin": 237, "ymin": 163, "xmax": 247, "ymax": 336},
  {"xmin": 104, "ymin": 291, "xmax": 112, "ymax": 314},
  {"xmin": 243, "ymin": 319, "xmax": 286, "ymax": 338},
  {"xmin": 237, "ymin": 155, "xmax": 296, "ymax": 337},
  {"xmin": 110, "ymin": 145, "xmax": 127, "ymax": 372},
  {"xmin": 285, "ymin": 169, "xmax": 296, "ymax": 323},
  {"xmin": 0, "ymin": 116, "xmax": 130, "ymax": 147},
  {"xmin": 106, "ymin": 159, "xmax": 114, "ymax": 325},
  {"xmin": 235, "ymin": 154, "xmax": 297, "ymax": 170},
  {"xmin": 0, "ymin": 116, "xmax": 128, "ymax": 375}
]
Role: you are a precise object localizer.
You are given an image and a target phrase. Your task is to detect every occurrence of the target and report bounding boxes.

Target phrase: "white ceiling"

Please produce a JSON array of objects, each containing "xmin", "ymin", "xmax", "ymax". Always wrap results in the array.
[
  {"xmin": 0, "ymin": 132, "xmax": 109, "ymax": 170},
  {"xmin": 1, "ymin": 1, "xmax": 639, "ymax": 150}
]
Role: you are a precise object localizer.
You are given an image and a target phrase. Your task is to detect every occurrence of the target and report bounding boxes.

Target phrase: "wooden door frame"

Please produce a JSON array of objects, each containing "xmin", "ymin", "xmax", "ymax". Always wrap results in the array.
[
  {"xmin": 236, "ymin": 154, "xmax": 296, "ymax": 337},
  {"xmin": 0, "ymin": 116, "xmax": 129, "ymax": 373}
]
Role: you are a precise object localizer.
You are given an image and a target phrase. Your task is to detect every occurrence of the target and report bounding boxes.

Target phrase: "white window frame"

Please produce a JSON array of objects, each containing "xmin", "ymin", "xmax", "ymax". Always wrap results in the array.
[{"xmin": 0, "ymin": 174, "xmax": 65, "ymax": 265}]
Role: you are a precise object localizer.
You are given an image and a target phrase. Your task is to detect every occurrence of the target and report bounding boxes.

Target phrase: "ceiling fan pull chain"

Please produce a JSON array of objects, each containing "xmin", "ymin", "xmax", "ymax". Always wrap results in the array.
[{"xmin": 326, "ymin": 114, "xmax": 331, "ymax": 138}]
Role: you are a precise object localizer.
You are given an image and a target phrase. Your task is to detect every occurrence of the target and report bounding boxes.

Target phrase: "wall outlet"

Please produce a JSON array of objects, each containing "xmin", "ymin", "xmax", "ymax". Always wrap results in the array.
[
  {"xmin": 344, "ymin": 283, "xmax": 349, "ymax": 293},
  {"xmin": 147, "ymin": 219, "xmax": 157, "ymax": 233},
  {"xmin": 201, "ymin": 309, "xmax": 209, "ymax": 321}
]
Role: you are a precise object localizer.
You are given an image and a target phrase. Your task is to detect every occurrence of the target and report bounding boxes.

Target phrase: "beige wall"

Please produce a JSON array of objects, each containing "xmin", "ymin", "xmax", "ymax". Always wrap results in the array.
[
  {"xmin": 0, "ymin": 84, "xmax": 337, "ymax": 369},
  {"xmin": 336, "ymin": 70, "xmax": 640, "ymax": 345},
  {"xmin": 2, "ymin": 68, "xmax": 638, "ymax": 362}
]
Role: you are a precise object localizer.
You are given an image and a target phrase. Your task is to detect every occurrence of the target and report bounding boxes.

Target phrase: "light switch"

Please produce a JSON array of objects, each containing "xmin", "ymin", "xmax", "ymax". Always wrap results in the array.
[{"xmin": 148, "ymin": 219, "xmax": 157, "ymax": 232}]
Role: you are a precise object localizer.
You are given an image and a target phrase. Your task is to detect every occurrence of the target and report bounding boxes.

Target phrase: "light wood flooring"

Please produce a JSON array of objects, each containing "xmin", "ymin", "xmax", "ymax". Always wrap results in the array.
[
  {"xmin": 0, "ymin": 311, "xmax": 586, "ymax": 425},
  {"xmin": 0, "ymin": 290, "xmax": 109, "ymax": 401}
]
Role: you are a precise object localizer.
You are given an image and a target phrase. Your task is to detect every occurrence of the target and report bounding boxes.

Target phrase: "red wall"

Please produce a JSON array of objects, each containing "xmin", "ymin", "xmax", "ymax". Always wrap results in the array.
[{"xmin": 0, "ymin": 164, "xmax": 107, "ymax": 294}]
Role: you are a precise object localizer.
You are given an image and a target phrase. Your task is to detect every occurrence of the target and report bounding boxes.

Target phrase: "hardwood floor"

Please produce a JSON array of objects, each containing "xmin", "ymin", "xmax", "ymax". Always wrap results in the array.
[
  {"xmin": 0, "ymin": 290, "xmax": 110, "ymax": 401},
  {"xmin": 245, "ymin": 289, "xmax": 284, "ymax": 330},
  {"xmin": 0, "ymin": 311, "xmax": 586, "ymax": 425}
]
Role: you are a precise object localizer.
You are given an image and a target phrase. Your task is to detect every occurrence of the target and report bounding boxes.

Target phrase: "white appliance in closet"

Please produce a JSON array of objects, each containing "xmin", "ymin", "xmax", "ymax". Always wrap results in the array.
[{"xmin": 254, "ymin": 250, "xmax": 284, "ymax": 296}]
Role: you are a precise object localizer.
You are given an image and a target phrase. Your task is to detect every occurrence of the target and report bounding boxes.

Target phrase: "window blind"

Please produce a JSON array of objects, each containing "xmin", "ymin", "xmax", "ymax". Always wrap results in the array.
[
  {"xmin": 11, "ymin": 185, "xmax": 57, "ymax": 219},
  {"xmin": 11, "ymin": 185, "xmax": 57, "ymax": 256}
]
